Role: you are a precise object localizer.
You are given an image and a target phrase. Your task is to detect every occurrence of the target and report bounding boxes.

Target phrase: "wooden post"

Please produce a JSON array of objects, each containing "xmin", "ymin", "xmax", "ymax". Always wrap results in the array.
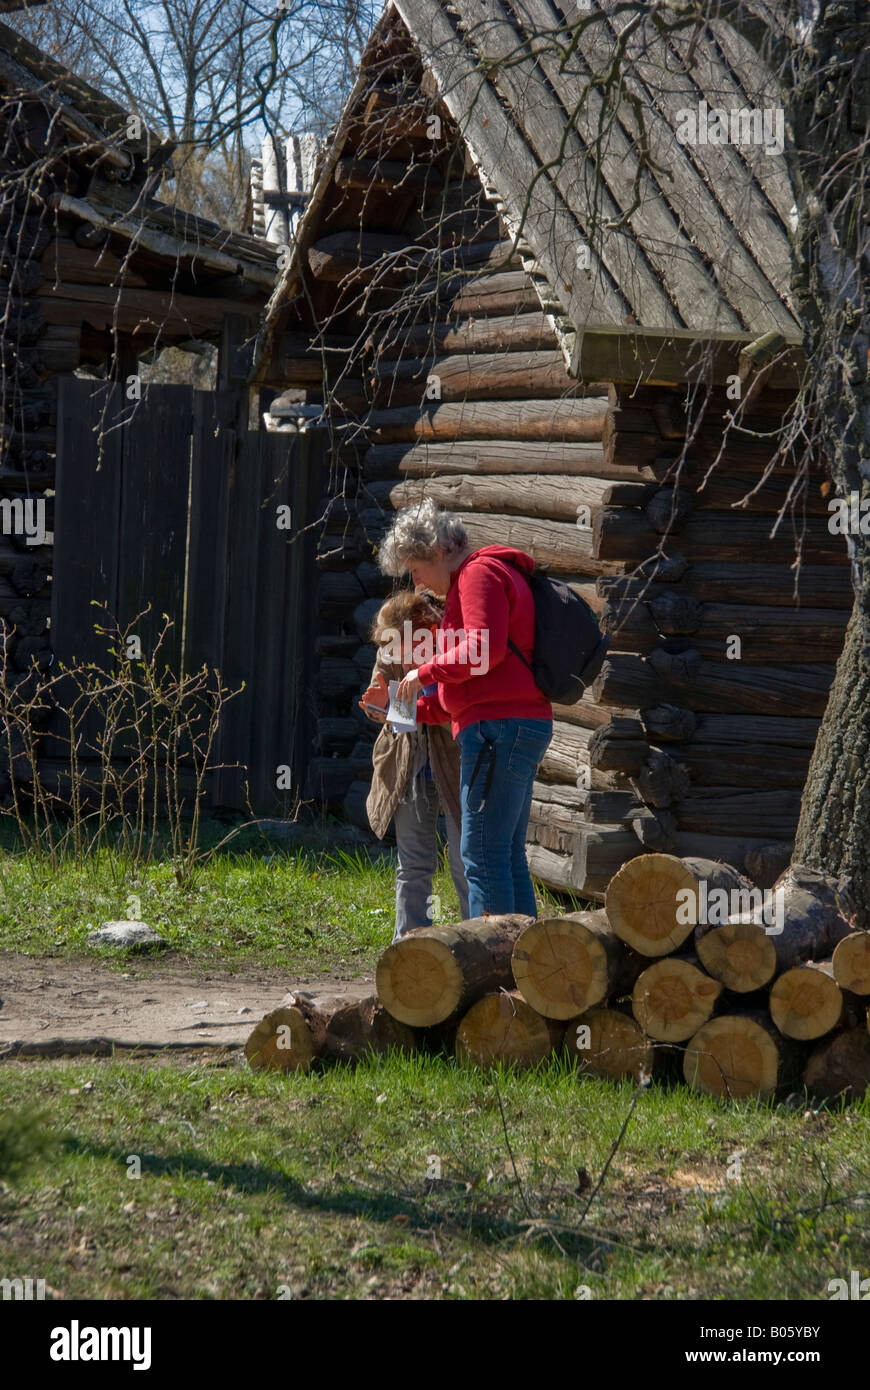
[
  {"xmin": 262, "ymin": 133, "xmax": 290, "ymax": 248},
  {"xmin": 217, "ymin": 313, "xmax": 255, "ymax": 397},
  {"xmin": 286, "ymin": 427, "xmax": 321, "ymax": 794}
]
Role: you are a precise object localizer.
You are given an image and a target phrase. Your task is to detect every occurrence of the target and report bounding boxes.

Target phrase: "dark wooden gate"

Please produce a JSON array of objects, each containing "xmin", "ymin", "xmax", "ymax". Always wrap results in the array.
[{"xmin": 50, "ymin": 376, "xmax": 321, "ymax": 813}]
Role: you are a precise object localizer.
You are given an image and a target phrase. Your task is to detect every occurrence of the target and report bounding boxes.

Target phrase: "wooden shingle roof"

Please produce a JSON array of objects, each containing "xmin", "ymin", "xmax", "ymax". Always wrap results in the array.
[
  {"xmin": 396, "ymin": 1, "xmax": 800, "ymax": 342},
  {"xmin": 255, "ymin": 0, "xmax": 802, "ymax": 382}
]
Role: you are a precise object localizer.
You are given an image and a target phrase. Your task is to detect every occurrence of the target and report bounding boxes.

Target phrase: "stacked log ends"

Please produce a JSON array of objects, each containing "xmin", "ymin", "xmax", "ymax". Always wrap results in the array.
[
  {"xmin": 564, "ymin": 1006, "xmax": 655, "ymax": 1081},
  {"xmin": 695, "ymin": 916, "xmax": 778, "ymax": 993},
  {"xmin": 832, "ymin": 931, "xmax": 870, "ymax": 996},
  {"xmin": 632, "ymin": 955, "xmax": 722, "ymax": 1042},
  {"xmin": 605, "ymin": 853, "xmax": 699, "ymax": 956},
  {"xmin": 376, "ymin": 914, "xmax": 534, "ymax": 1026},
  {"xmin": 511, "ymin": 908, "xmax": 644, "ymax": 1018},
  {"xmin": 244, "ymin": 858, "xmax": 870, "ymax": 1099},
  {"xmin": 683, "ymin": 1012, "xmax": 802, "ymax": 1098},
  {"xmin": 455, "ymin": 990, "xmax": 564, "ymax": 1067},
  {"xmin": 768, "ymin": 961, "xmax": 851, "ymax": 1041},
  {"xmin": 245, "ymin": 987, "xmax": 415, "ymax": 1072}
]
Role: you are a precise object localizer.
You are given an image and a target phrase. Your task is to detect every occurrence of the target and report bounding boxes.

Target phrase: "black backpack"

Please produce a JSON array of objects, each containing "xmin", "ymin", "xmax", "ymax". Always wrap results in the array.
[{"xmin": 502, "ymin": 561, "xmax": 609, "ymax": 704}]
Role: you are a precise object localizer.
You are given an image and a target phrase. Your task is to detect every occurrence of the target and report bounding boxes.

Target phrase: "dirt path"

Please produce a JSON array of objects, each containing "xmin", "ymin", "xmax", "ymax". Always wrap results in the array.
[{"xmin": 0, "ymin": 952, "xmax": 374, "ymax": 1056}]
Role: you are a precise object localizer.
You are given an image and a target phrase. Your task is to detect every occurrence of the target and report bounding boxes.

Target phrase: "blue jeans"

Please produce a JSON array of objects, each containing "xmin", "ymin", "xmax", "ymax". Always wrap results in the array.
[{"xmin": 456, "ymin": 718, "xmax": 553, "ymax": 918}]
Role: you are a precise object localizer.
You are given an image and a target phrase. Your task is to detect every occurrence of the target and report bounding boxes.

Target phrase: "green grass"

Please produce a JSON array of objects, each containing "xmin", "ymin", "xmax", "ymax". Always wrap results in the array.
[
  {"xmin": 0, "ymin": 818, "xmax": 578, "ymax": 972},
  {"xmin": 1, "ymin": 1051, "xmax": 868, "ymax": 1300},
  {"xmin": 3, "ymin": 830, "xmax": 864, "ymax": 1301}
]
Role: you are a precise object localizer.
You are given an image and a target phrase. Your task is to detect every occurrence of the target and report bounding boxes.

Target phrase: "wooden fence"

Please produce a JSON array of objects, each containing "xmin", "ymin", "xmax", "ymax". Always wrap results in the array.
[{"xmin": 48, "ymin": 376, "xmax": 321, "ymax": 813}]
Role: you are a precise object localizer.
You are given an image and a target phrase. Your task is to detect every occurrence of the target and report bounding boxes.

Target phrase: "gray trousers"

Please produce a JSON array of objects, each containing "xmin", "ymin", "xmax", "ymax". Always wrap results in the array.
[{"xmin": 392, "ymin": 773, "xmax": 470, "ymax": 942}]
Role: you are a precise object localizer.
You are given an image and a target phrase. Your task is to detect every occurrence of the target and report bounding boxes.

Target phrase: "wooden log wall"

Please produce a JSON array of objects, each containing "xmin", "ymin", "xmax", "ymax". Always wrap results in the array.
[{"xmin": 266, "ymin": 38, "xmax": 851, "ymax": 894}]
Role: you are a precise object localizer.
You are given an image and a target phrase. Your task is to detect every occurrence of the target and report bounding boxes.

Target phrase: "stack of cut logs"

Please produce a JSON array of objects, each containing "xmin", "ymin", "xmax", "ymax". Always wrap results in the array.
[{"xmin": 246, "ymin": 852, "xmax": 870, "ymax": 1102}]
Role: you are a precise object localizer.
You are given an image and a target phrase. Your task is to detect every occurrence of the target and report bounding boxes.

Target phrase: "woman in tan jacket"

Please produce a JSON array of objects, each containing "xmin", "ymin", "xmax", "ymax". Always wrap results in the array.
[{"xmin": 360, "ymin": 591, "xmax": 469, "ymax": 942}]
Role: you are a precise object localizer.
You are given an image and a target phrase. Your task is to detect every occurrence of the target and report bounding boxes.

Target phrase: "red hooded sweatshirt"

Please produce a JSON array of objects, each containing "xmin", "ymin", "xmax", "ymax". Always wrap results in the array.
[{"xmin": 415, "ymin": 545, "xmax": 553, "ymax": 737}]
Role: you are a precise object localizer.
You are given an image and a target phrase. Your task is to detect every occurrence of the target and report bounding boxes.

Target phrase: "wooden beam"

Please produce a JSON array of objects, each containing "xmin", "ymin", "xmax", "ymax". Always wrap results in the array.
[
  {"xmin": 370, "ymin": 349, "xmax": 586, "ymax": 404},
  {"xmin": 366, "ymin": 398, "xmax": 608, "ymax": 445},
  {"xmin": 370, "ymin": 473, "xmax": 649, "ymax": 522},
  {"xmin": 38, "ymin": 281, "xmax": 258, "ymax": 338},
  {"xmin": 49, "ymin": 193, "xmax": 276, "ymax": 289},
  {"xmin": 362, "ymin": 439, "xmax": 650, "ymax": 484},
  {"xmin": 593, "ymin": 651, "xmax": 835, "ymax": 717},
  {"xmin": 382, "ymin": 311, "xmax": 558, "ymax": 356},
  {"xmin": 307, "ymin": 231, "xmax": 412, "ymax": 282},
  {"xmin": 334, "ymin": 157, "xmax": 443, "ymax": 192},
  {"xmin": 456, "ymin": 511, "xmax": 626, "ymax": 578},
  {"xmin": 598, "ymin": 562, "xmax": 854, "ymax": 610},
  {"xmin": 573, "ymin": 328, "xmax": 803, "ymax": 389},
  {"xmin": 601, "ymin": 600, "xmax": 849, "ymax": 664},
  {"xmin": 593, "ymin": 508, "xmax": 846, "ymax": 566}
]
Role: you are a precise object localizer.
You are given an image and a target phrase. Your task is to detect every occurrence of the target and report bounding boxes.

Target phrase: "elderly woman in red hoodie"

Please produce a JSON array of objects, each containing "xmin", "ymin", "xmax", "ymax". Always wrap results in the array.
[{"xmin": 381, "ymin": 499, "xmax": 553, "ymax": 920}]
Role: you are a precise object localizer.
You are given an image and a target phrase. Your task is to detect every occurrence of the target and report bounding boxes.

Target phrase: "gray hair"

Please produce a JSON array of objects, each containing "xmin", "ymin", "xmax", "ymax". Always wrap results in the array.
[{"xmin": 377, "ymin": 498, "xmax": 469, "ymax": 576}]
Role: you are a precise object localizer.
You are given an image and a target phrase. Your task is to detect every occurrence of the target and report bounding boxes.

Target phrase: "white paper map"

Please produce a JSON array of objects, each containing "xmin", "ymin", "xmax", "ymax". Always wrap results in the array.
[{"xmin": 387, "ymin": 679, "xmax": 418, "ymax": 733}]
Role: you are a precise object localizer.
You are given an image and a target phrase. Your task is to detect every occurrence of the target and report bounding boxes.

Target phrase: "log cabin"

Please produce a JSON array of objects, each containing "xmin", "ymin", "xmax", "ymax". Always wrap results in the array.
[
  {"xmin": 250, "ymin": 0, "xmax": 850, "ymax": 900},
  {"xmin": 0, "ymin": 12, "xmax": 277, "ymax": 751}
]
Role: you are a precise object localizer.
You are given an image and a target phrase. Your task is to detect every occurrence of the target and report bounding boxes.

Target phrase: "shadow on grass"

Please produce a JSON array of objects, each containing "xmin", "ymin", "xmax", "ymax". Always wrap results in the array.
[{"xmin": 60, "ymin": 1135, "xmax": 607, "ymax": 1258}]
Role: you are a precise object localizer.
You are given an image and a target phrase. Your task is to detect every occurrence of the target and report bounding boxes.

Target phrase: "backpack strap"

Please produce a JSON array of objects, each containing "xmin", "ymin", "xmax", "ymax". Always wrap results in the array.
[
  {"xmin": 487, "ymin": 555, "xmax": 535, "ymax": 671},
  {"xmin": 507, "ymin": 637, "xmax": 534, "ymax": 673}
]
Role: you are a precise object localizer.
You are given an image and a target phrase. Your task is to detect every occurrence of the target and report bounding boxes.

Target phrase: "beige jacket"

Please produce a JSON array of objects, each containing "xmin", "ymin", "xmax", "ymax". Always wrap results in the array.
[{"xmin": 363, "ymin": 653, "xmax": 463, "ymax": 840}]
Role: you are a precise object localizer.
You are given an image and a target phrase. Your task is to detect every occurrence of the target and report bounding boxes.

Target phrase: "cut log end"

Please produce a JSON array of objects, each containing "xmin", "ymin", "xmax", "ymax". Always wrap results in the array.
[
  {"xmin": 511, "ymin": 914, "xmax": 610, "ymax": 1018},
  {"xmin": 832, "ymin": 931, "xmax": 870, "ymax": 995},
  {"xmin": 606, "ymin": 852, "xmax": 699, "ymax": 957},
  {"xmin": 769, "ymin": 961, "xmax": 844, "ymax": 1040},
  {"xmin": 564, "ymin": 1006, "xmax": 655, "ymax": 1081},
  {"xmin": 244, "ymin": 1006, "xmax": 314, "ymax": 1072},
  {"xmin": 632, "ymin": 956, "xmax": 722, "ymax": 1042},
  {"xmin": 376, "ymin": 935, "xmax": 463, "ymax": 1026},
  {"xmin": 455, "ymin": 991, "xmax": 562, "ymax": 1067},
  {"xmin": 695, "ymin": 920, "xmax": 777, "ymax": 992},
  {"xmin": 245, "ymin": 987, "xmax": 415, "ymax": 1071},
  {"xmin": 683, "ymin": 1013, "xmax": 796, "ymax": 1098}
]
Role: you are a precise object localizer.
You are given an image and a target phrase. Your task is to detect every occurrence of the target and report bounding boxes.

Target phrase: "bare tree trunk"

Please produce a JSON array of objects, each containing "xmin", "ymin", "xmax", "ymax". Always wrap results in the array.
[
  {"xmin": 785, "ymin": 2, "xmax": 870, "ymax": 919},
  {"xmin": 794, "ymin": 612, "xmax": 870, "ymax": 925}
]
